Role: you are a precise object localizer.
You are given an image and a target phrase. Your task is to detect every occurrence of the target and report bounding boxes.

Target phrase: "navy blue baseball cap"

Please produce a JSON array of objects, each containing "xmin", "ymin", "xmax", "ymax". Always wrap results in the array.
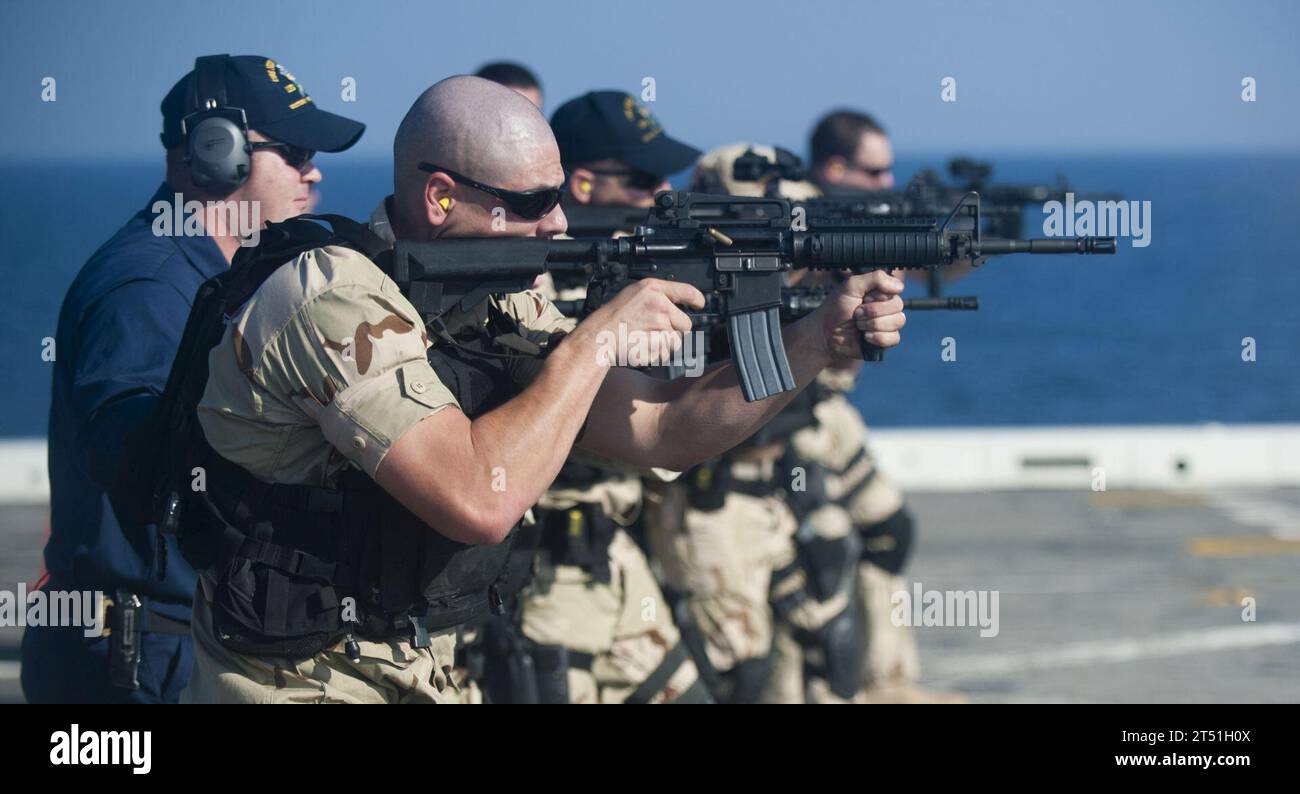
[
  {"xmin": 550, "ymin": 90, "xmax": 700, "ymax": 177},
  {"xmin": 160, "ymin": 55, "xmax": 364, "ymax": 152}
]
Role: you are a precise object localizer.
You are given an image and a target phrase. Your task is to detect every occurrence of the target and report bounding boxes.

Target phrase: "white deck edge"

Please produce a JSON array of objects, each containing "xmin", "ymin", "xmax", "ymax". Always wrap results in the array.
[
  {"xmin": 2, "ymin": 422, "xmax": 1299, "ymax": 504},
  {"xmin": 869, "ymin": 422, "xmax": 1300, "ymax": 492}
]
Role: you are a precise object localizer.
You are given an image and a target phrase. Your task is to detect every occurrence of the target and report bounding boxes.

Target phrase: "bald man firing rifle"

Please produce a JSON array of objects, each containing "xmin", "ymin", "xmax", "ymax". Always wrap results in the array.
[{"xmin": 137, "ymin": 76, "xmax": 905, "ymax": 703}]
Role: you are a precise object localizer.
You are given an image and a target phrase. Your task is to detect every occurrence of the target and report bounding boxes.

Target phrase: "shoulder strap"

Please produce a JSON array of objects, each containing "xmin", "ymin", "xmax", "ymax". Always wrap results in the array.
[
  {"xmin": 297, "ymin": 213, "xmax": 390, "ymax": 261},
  {"xmin": 224, "ymin": 215, "xmax": 388, "ymax": 314}
]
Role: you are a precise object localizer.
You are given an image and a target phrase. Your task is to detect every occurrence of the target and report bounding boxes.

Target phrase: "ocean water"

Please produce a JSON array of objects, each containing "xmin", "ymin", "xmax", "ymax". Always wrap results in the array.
[{"xmin": 1, "ymin": 154, "xmax": 1297, "ymax": 438}]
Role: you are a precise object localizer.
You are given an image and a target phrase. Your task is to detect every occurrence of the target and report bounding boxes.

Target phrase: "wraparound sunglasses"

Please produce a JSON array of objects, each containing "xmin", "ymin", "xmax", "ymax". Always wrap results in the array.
[{"xmin": 419, "ymin": 162, "xmax": 567, "ymax": 221}]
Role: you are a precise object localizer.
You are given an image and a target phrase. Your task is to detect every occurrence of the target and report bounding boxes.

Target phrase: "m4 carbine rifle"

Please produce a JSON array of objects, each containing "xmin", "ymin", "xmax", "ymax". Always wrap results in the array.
[
  {"xmin": 559, "ymin": 203, "xmax": 651, "ymax": 237},
  {"xmin": 730, "ymin": 147, "xmax": 1120, "ymax": 238},
  {"xmin": 389, "ymin": 191, "xmax": 1114, "ymax": 402}
]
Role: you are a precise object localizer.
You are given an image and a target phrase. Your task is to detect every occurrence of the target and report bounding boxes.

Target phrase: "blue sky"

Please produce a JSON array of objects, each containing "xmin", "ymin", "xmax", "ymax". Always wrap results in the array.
[{"xmin": 1, "ymin": 0, "xmax": 1296, "ymax": 162}]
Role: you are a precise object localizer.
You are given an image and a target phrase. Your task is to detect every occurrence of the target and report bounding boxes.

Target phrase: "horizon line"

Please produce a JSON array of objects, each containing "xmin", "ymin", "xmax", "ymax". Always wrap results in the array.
[{"xmin": 2, "ymin": 147, "xmax": 1299, "ymax": 166}]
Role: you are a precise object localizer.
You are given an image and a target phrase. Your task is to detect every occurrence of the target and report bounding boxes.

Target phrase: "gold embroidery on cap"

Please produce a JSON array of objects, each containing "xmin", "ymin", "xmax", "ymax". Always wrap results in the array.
[{"xmin": 622, "ymin": 96, "xmax": 663, "ymax": 143}]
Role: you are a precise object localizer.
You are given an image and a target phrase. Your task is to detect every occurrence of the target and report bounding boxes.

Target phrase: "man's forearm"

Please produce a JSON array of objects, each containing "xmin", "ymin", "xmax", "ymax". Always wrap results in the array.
[
  {"xmin": 379, "ymin": 328, "xmax": 613, "ymax": 543},
  {"xmin": 465, "ymin": 329, "xmax": 610, "ymax": 518},
  {"xmin": 656, "ymin": 313, "xmax": 836, "ymax": 465}
]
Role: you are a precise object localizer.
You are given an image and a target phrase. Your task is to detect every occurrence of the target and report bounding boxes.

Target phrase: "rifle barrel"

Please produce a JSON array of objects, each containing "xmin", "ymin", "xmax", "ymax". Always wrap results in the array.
[
  {"xmin": 980, "ymin": 237, "xmax": 1116, "ymax": 255},
  {"xmin": 906, "ymin": 296, "xmax": 979, "ymax": 310}
]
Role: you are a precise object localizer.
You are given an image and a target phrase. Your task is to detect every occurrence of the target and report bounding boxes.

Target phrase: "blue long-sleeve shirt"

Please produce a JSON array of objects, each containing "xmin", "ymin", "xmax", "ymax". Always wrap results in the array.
[{"xmin": 45, "ymin": 183, "xmax": 227, "ymax": 622}]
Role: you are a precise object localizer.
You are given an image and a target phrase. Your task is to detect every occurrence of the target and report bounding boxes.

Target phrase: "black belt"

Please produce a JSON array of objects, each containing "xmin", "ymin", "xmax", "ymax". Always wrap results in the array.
[
  {"xmin": 837, "ymin": 451, "xmax": 878, "ymax": 500},
  {"xmin": 142, "ymin": 610, "xmax": 191, "ymax": 636},
  {"xmin": 840, "ymin": 445, "xmax": 870, "ymax": 477},
  {"xmin": 101, "ymin": 592, "xmax": 191, "ymax": 690},
  {"xmin": 727, "ymin": 477, "xmax": 779, "ymax": 499},
  {"xmin": 98, "ymin": 596, "xmax": 190, "ymax": 638}
]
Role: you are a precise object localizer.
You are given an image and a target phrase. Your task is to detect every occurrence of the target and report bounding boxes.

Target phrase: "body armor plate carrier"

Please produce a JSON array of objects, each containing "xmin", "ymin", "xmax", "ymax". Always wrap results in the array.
[{"xmin": 136, "ymin": 215, "xmax": 539, "ymax": 660}]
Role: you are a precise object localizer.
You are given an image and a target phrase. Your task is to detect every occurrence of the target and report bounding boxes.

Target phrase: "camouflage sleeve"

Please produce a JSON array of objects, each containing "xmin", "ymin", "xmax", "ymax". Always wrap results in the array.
[
  {"xmin": 532, "ymin": 272, "xmax": 559, "ymax": 301},
  {"xmin": 253, "ymin": 246, "xmax": 457, "ymax": 477},
  {"xmin": 494, "ymin": 289, "xmax": 578, "ymax": 387}
]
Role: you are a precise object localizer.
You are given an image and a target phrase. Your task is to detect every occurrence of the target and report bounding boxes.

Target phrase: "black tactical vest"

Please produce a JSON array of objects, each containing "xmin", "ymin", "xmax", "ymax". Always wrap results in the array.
[{"xmin": 144, "ymin": 215, "xmax": 536, "ymax": 660}]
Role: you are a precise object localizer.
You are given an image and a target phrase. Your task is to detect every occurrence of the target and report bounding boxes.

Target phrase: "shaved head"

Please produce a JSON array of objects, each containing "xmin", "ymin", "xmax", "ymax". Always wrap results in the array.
[{"xmin": 393, "ymin": 75, "xmax": 561, "ymax": 234}]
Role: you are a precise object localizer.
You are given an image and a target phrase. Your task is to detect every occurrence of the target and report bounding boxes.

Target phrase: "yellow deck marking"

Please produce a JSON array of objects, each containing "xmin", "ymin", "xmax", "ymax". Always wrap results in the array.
[
  {"xmin": 1190, "ymin": 535, "xmax": 1300, "ymax": 557},
  {"xmin": 1089, "ymin": 491, "xmax": 1207, "ymax": 509}
]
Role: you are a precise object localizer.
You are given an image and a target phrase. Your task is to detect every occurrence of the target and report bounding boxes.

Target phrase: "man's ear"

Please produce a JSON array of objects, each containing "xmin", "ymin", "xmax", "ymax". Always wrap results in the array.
[
  {"xmin": 826, "ymin": 155, "xmax": 847, "ymax": 178},
  {"xmin": 424, "ymin": 170, "xmax": 457, "ymax": 226},
  {"xmin": 568, "ymin": 168, "xmax": 594, "ymax": 205}
]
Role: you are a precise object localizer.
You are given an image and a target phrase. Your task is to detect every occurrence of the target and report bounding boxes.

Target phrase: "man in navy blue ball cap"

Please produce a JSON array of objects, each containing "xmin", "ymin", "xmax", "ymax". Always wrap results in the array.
[{"xmin": 23, "ymin": 54, "xmax": 363, "ymax": 703}]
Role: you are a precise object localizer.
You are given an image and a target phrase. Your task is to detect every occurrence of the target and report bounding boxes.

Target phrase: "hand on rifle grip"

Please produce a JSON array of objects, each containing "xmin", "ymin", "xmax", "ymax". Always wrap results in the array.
[{"xmin": 860, "ymin": 335, "xmax": 885, "ymax": 362}]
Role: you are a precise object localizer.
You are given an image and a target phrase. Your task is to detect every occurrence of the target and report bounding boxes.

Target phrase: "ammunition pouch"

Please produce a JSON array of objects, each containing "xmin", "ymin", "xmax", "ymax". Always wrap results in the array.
[
  {"xmin": 684, "ymin": 460, "xmax": 729, "ymax": 511},
  {"xmin": 538, "ymin": 502, "xmax": 617, "ymax": 584}
]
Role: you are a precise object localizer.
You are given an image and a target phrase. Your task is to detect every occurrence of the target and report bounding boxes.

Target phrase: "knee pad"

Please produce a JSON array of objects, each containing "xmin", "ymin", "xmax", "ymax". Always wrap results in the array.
[
  {"xmin": 798, "ymin": 605, "xmax": 866, "ymax": 701},
  {"xmin": 795, "ymin": 522, "xmax": 862, "ymax": 603}
]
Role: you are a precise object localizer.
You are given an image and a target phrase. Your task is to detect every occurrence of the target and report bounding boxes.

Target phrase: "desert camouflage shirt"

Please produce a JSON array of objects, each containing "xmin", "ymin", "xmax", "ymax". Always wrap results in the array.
[{"xmin": 197, "ymin": 197, "xmax": 573, "ymax": 486}]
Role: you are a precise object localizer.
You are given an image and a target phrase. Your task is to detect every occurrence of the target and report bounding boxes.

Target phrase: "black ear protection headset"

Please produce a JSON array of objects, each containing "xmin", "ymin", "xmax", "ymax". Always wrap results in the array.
[{"xmin": 181, "ymin": 54, "xmax": 251, "ymax": 193}]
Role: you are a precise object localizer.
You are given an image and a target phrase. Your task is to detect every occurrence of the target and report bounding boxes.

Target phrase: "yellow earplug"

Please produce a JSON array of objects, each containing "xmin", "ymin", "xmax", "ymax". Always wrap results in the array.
[
  {"xmin": 439, "ymin": 197, "xmax": 452, "ymax": 210},
  {"xmin": 579, "ymin": 180, "xmax": 592, "ymax": 193}
]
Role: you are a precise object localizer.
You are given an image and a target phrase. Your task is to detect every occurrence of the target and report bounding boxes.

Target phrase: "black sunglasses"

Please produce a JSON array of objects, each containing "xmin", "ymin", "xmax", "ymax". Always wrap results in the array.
[
  {"xmin": 250, "ymin": 141, "xmax": 316, "ymax": 170},
  {"xmin": 586, "ymin": 166, "xmax": 663, "ymax": 192},
  {"xmin": 418, "ymin": 162, "xmax": 567, "ymax": 221},
  {"xmin": 849, "ymin": 162, "xmax": 893, "ymax": 180}
]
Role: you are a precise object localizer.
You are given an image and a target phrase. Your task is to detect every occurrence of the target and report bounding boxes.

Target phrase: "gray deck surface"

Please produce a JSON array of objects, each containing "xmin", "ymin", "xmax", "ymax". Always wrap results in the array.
[{"xmin": 3, "ymin": 489, "xmax": 1298, "ymax": 704}]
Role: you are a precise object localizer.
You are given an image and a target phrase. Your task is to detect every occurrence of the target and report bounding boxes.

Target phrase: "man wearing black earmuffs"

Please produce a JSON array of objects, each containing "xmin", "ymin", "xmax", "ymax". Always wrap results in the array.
[{"xmin": 25, "ymin": 54, "xmax": 363, "ymax": 703}]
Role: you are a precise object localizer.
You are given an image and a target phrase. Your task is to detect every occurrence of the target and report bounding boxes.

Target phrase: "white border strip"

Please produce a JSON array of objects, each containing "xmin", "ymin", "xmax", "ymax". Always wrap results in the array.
[
  {"xmin": 0, "ymin": 439, "xmax": 48, "ymax": 505},
  {"xmin": 870, "ymin": 423, "xmax": 1300, "ymax": 492},
  {"xmin": 4, "ymin": 422, "xmax": 1300, "ymax": 503}
]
